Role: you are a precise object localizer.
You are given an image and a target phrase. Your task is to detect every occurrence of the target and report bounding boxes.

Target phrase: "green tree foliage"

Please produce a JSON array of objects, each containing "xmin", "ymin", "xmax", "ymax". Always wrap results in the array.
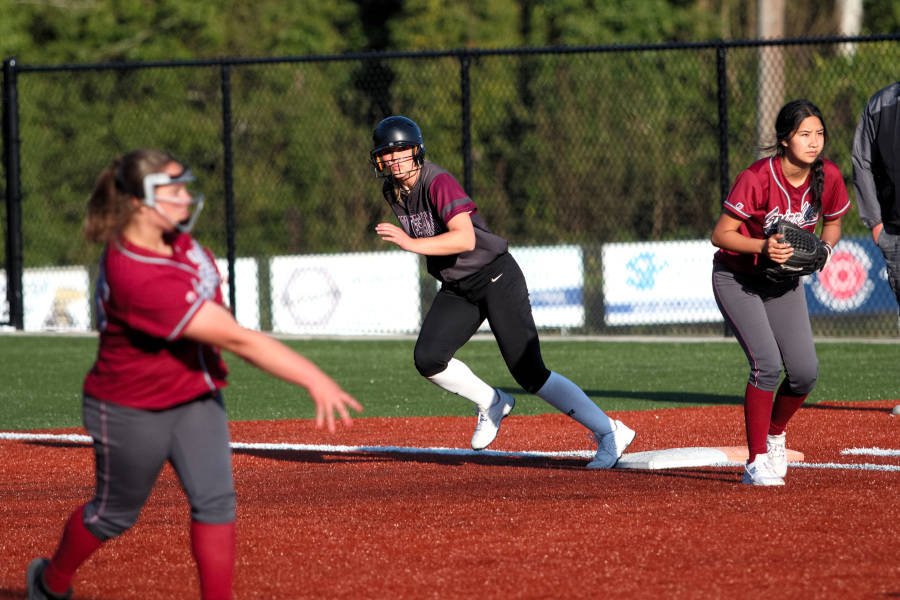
[{"xmin": 1, "ymin": 0, "xmax": 899, "ymax": 270}]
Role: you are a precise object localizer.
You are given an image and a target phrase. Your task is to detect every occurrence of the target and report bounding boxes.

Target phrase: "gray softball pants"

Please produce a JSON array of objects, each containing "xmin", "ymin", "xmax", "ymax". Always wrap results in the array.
[
  {"xmin": 712, "ymin": 264, "xmax": 818, "ymax": 394},
  {"xmin": 877, "ymin": 226, "xmax": 900, "ymax": 316},
  {"xmin": 81, "ymin": 392, "xmax": 236, "ymax": 541}
]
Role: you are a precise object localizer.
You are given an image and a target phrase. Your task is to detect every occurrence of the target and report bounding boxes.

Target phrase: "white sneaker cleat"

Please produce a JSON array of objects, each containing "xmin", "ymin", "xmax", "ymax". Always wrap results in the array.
[
  {"xmin": 470, "ymin": 389, "xmax": 515, "ymax": 450},
  {"xmin": 586, "ymin": 420, "xmax": 635, "ymax": 469},
  {"xmin": 742, "ymin": 454, "xmax": 785, "ymax": 486},
  {"xmin": 766, "ymin": 432, "xmax": 788, "ymax": 478}
]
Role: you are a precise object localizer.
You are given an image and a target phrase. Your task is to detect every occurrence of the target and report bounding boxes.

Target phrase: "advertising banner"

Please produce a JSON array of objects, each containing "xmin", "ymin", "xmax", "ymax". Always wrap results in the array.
[
  {"xmin": 804, "ymin": 237, "xmax": 896, "ymax": 315},
  {"xmin": 1, "ymin": 267, "xmax": 91, "ymax": 332},
  {"xmin": 602, "ymin": 240, "xmax": 721, "ymax": 325},
  {"xmin": 270, "ymin": 251, "xmax": 420, "ymax": 335},
  {"xmin": 216, "ymin": 257, "xmax": 261, "ymax": 330},
  {"xmin": 512, "ymin": 245, "xmax": 585, "ymax": 328}
]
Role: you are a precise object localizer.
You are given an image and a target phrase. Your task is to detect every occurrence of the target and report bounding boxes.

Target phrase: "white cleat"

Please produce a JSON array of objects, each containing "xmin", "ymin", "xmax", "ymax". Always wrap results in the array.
[
  {"xmin": 586, "ymin": 420, "xmax": 635, "ymax": 469},
  {"xmin": 742, "ymin": 454, "xmax": 785, "ymax": 486},
  {"xmin": 766, "ymin": 432, "xmax": 788, "ymax": 478},
  {"xmin": 471, "ymin": 389, "xmax": 515, "ymax": 450}
]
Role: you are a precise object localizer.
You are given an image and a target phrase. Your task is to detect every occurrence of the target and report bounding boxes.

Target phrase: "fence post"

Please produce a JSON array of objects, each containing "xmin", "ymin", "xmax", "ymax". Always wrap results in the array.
[
  {"xmin": 2, "ymin": 57, "xmax": 24, "ymax": 330},
  {"xmin": 716, "ymin": 43, "xmax": 729, "ymax": 207},
  {"xmin": 715, "ymin": 43, "xmax": 731, "ymax": 337},
  {"xmin": 220, "ymin": 63, "xmax": 237, "ymax": 316},
  {"xmin": 459, "ymin": 52, "xmax": 473, "ymax": 196}
]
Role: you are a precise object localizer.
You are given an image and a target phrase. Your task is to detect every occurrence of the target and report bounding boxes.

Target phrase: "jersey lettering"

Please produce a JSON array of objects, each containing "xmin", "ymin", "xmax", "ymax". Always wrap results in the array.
[{"xmin": 398, "ymin": 211, "xmax": 438, "ymax": 238}]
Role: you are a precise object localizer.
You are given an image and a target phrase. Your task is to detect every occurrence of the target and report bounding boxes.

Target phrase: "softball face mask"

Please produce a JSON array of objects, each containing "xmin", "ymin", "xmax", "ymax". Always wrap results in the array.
[{"xmin": 141, "ymin": 167, "xmax": 205, "ymax": 233}]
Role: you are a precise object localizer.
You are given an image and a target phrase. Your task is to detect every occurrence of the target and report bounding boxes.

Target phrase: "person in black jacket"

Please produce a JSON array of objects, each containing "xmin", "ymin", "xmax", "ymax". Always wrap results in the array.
[{"xmin": 852, "ymin": 82, "xmax": 900, "ymax": 415}]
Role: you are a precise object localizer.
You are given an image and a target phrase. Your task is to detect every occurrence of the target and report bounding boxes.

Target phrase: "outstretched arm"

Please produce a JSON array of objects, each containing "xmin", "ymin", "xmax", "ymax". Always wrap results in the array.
[{"xmin": 183, "ymin": 302, "xmax": 362, "ymax": 432}]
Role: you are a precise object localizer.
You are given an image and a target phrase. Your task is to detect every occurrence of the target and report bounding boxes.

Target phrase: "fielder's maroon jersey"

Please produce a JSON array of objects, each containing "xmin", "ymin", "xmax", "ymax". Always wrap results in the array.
[
  {"xmin": 381, "ymin": 161, "xmax": 508, "ymax": 282},
  {"xmin": 715, "ymin": 155, "xmax": 850, "ymax": 273},
  {"xmin": 83, "ymin": 234, "xmax": 229, "ymax": 409}
]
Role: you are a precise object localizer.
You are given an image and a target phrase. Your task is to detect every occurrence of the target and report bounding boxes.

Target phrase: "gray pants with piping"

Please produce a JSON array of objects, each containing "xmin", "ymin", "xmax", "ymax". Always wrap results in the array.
[{"xmin": 81, "ymin": 392, "xmax": 236, "ymax": 541}]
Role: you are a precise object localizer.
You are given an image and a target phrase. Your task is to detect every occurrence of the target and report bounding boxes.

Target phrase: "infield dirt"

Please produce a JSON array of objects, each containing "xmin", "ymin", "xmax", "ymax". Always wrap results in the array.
[{"xmin": 2, "ymin": 401, "xmax": 898, "ymax": 599}]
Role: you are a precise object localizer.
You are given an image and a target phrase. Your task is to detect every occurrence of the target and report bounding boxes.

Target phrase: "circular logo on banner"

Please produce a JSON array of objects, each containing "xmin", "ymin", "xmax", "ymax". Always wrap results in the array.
[
  {"xmin": 282, "ymin": 267, "xmax": 341, "ymax": 326},
  {"xmin": 810, "ymin": 241, "xmax": 874, "ymax": 311}
]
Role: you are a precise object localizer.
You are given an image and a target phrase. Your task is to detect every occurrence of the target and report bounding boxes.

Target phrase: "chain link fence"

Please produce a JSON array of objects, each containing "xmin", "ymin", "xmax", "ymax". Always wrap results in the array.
[{"xmin": 3, "ymin": 35, "xmax": 900, "ymax": 336}]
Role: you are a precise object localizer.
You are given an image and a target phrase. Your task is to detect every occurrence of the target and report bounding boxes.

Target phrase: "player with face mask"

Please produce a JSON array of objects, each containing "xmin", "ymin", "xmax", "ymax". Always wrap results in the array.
[
  {"xmin": 370, "ymin": 116, "xmax": 635, "ymax": 468},
  {"xmin": 26, "ymin": 148, "xmax": 361, "ymax": 600}
]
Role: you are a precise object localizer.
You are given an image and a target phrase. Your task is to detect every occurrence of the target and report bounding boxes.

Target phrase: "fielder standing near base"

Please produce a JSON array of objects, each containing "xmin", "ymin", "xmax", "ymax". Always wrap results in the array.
[
  {"xmin": 711, "ymin": 99, "xmax": 850, "ymax": 486},
  {"xmin": 369, "ymin": 116, "xmax": 634, "ymax": 468},
  {"xmin": 27, "ymin": 148, "xmax": 361, "ymax": 600},
  {"xmin": 852, "ymin": 81, "xmax": 900, "ymax": 416}
]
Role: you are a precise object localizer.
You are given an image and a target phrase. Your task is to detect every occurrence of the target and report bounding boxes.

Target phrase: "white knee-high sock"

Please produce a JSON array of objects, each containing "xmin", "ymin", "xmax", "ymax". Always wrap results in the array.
[
  {"xmin": 427, "ymin": 358, "xmax": 496, "ymax": 410},
  {"xmin": 536, "ymin": 371, "xmax": 613, "ymax": 434}
]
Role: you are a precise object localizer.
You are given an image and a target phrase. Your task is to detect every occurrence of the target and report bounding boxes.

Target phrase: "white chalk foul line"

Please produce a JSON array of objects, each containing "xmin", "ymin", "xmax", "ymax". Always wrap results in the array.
[
  {"xmin": 841, "ymin": 447, "xmax": 900, "ymax": 457},
  {"xmin": 0, "ymin": 432, "xmax": 592, "ymax": 460},
  {"xmin": 2, "ymin": 432, "xmax": 898, "ymax": 471},
  {"xmin": 229, "ymin": 441, "xmax": 595, "ymax": 460}
]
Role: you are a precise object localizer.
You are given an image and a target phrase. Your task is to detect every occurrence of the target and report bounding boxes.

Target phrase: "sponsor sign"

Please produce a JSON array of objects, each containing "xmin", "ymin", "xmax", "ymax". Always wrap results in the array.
[
  {"xmin": 0, "ymin": 267, "xmax": 91, "ymax": 331},
  {"xmin": 602, "ymin": 241, "xmax": 721, "ymax": 325},
  {"xmin": 512, "ymin": 245, "xmax": 585, "ymax": 328},
  {"xmin": 270, "ymin": 251, "xmax": 420, "ymax": 335},
  {"xmin": 805, "ymin": 237, "xmax": 896, "ymax": 315}
]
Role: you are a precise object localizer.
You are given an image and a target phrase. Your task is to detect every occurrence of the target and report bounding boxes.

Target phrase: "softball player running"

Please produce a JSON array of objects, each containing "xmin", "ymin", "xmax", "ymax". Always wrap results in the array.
[
  {"xmin": 711, "ymin": 100, "xmax": 850, "ymax": 486},
  {"xmin": 27, "ymin": 149, "xmax": 361, "ymax": 600},
  {"xmin": 369, "ymin": 116, "xmax": 634, "ymax": 468}
]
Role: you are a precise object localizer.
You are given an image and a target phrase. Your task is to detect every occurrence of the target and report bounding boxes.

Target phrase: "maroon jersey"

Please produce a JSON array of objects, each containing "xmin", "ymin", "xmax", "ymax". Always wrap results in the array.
[
  {"xmin": 715, "ymin": 155, "xmax": 850, "ymax": 273},
  {"xmin": 381, "ymin": 161, "xmax": 508, "ymax": 282},
  {"xmin": 83, "ymin": 234, "xmax": 229, "ymax": 409}
]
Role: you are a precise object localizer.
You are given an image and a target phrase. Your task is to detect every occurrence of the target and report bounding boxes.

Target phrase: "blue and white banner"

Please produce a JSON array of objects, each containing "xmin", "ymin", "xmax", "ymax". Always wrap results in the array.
[
  {"xmin": 602, "ymin": 237, "xmax": 898, "ymax": 326},
  {"xmin": 602, "ymin": 240, "xmax": 721, "ymax": 325},
  {"xmin": 512, "ymin": 245, "xmax": 584, "ymax": 328}
]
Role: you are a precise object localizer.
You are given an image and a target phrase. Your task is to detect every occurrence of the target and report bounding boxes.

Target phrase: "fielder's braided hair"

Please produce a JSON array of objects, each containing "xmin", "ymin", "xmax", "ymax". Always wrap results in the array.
[{"xmin": 765, "ymin": 99, "xmax": 828, "ymax": 216}]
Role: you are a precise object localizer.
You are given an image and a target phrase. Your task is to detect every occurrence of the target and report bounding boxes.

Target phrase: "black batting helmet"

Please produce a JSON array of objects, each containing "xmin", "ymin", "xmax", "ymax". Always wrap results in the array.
[{"xmin": 370, "ymin": 116, "xmax": 426, "ymax": 177}]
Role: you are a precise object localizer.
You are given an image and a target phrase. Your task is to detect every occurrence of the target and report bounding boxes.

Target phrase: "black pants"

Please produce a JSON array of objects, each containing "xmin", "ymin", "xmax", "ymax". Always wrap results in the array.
[{"xmin": 414, "ymin": 252, "xmax": 551, "ymax": 393}]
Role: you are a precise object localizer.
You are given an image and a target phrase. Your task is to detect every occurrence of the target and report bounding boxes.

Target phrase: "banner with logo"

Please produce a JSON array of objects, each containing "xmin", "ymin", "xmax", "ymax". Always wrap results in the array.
[
  {"xmin": 270, "ymin": 251, "xmax": 420, "ymax": 335},
  {"xmin": 512, "ymin": 245, "xmax": 585, "ymax": 328},
  {"xmin": 0, "ymin": 267, "xmax": 91, "ymax": 332},
  {"xmin": 602, "ymin": 240, "xmax": 721, "ymax": 325},
  {"xmin": 804, "ymin": 236, "xmax": 897, "ymax": 315}
]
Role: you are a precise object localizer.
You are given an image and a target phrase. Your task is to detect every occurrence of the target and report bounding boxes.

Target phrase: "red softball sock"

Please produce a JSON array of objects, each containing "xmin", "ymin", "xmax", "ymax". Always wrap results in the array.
[
  {"xmin": 44, "ymin": 504, "xmax": 103, "ymax": 595},
  {"xmin": 744, "ymin": 383, "xmax": 775, "ymax": 462},
  {"xmin": 191, "ymin": 520, "xmax": 236, "ymax": 600},
  {"xmin": 769, "ymin": 379, "xmax": 808, "ymax": 435}
]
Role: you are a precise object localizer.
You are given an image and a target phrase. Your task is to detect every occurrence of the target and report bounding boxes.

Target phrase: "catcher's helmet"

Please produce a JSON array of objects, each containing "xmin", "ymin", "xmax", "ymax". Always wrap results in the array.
[{"xmin": 370, "ymin": 116, "xmax": 425, "ymax": 177}]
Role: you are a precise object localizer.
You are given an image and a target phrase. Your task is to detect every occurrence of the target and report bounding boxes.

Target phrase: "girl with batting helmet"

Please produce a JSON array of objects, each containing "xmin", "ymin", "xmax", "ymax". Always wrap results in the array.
[
  {"xmin": 711, "ymin": 100, "xmax": 850, "ymax": 486},
  {"xmin": 26, "ymin": 149, "xmax": 362, "ymax": 600},
  {"xmin": 369, "ymin": 116, "xmax": 635, "ymax": 468}
]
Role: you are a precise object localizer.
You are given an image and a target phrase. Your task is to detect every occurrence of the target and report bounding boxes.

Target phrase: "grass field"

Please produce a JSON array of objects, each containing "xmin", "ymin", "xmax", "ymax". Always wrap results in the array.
[
  {"xmin": 1, "ymin": 333, "xmax": 896, "ymax": 430},
  {"xmin": 3, "ymin": 333, "xmax": 898, "ymax": 599}
]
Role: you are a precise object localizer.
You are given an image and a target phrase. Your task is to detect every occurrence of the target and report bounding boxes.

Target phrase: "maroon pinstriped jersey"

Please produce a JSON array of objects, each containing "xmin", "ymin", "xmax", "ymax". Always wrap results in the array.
[
  {"xmin": 83, "ymin": 233, "xmax": 228, "ymax": 409},
  {"xmin": 715, "ymin": 155, "xmax": 850, "ymax": 273},
  {"xmin": 381, "ymin": 161, "xmax": 508, "ymax": 282}
]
